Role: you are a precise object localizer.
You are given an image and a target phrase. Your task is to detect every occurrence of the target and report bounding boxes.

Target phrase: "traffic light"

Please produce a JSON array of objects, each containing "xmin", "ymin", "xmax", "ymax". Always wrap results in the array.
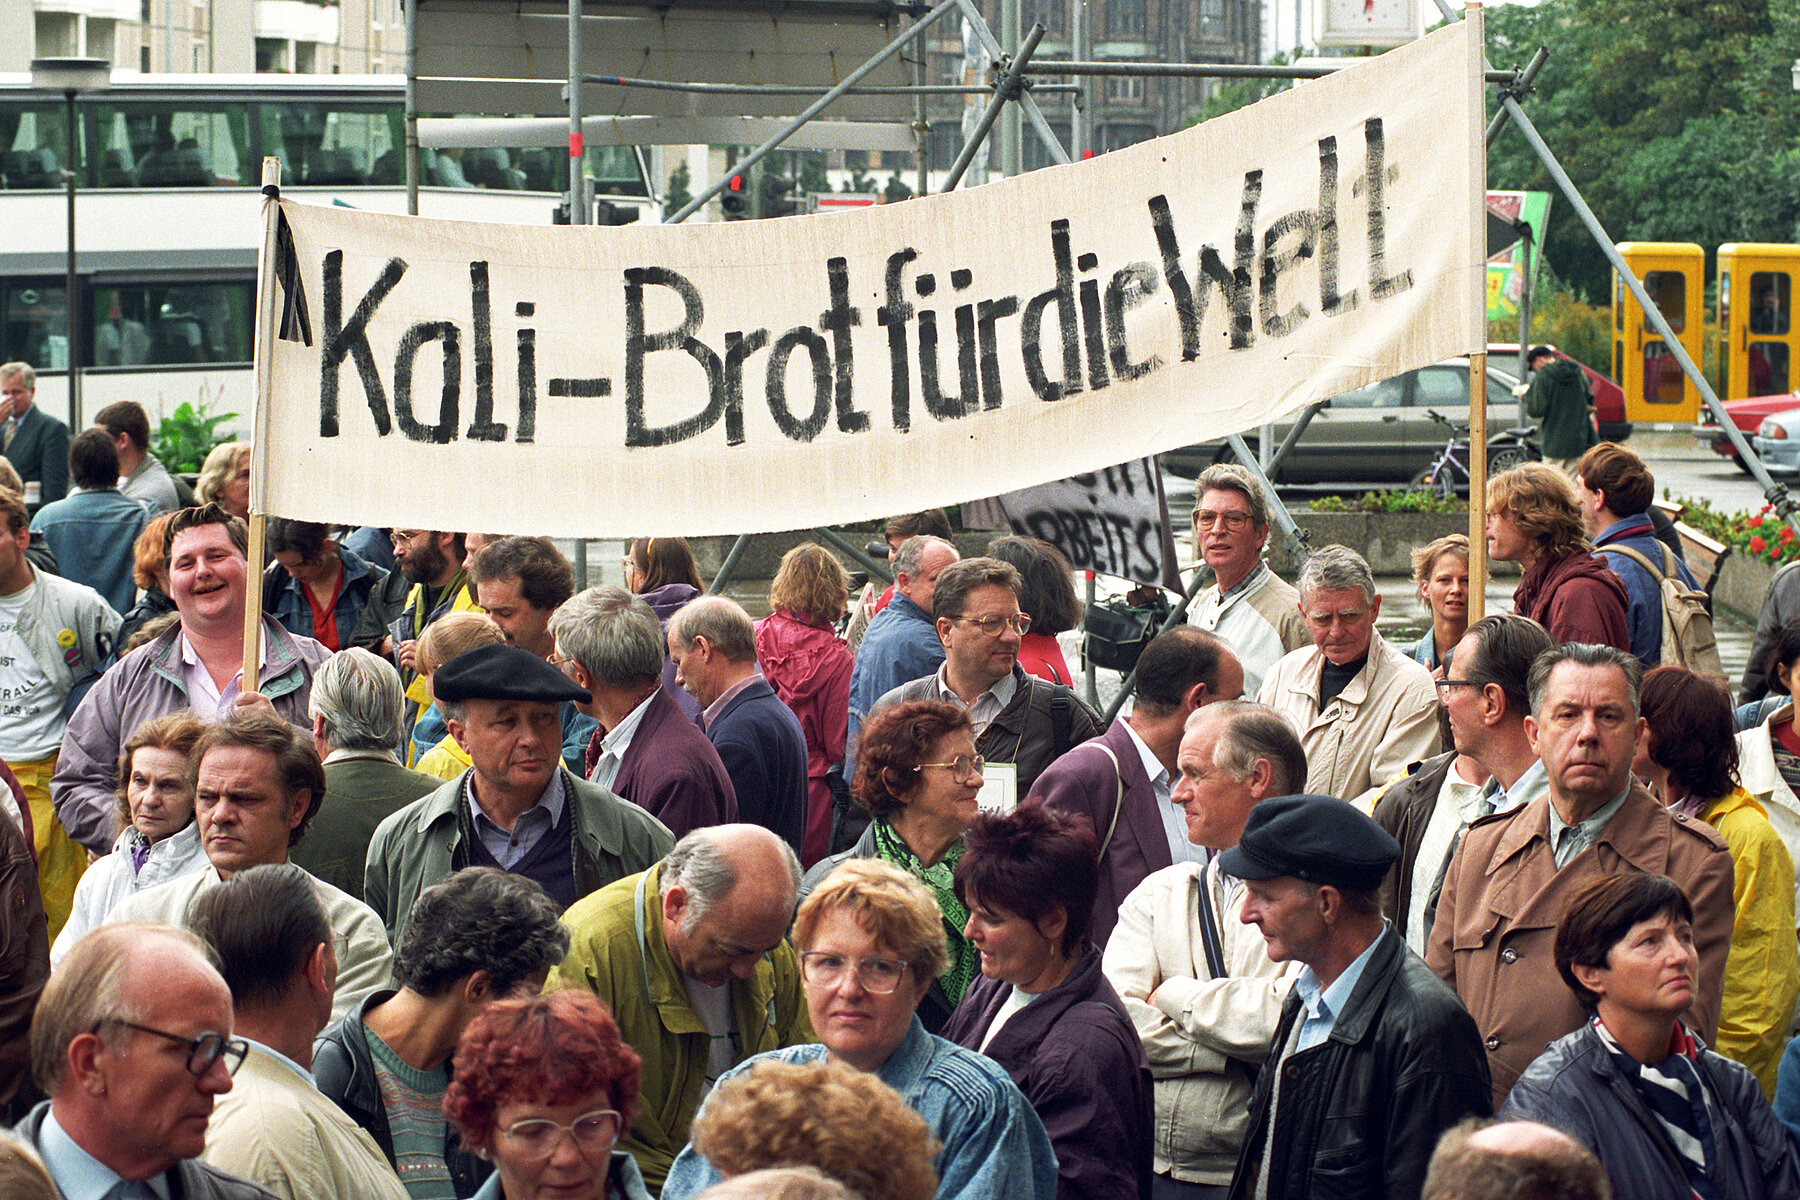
[
  {"xmin": 721, "ymin": 174, "xmax": 747, "ymax": 219},
  {"xmin": 761, "ymin": 173, "xmax": 801, "ymax": 218}
]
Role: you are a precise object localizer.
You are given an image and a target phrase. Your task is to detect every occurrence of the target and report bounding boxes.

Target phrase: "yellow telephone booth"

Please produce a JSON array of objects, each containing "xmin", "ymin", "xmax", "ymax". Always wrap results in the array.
[
  {"xmin": 1614, "ymin": 242, "xmax": 1704, "ymax": 422},
  {"xmin": 1717, "ymin": 243, "xmax": 1800, "ymax": 401}
]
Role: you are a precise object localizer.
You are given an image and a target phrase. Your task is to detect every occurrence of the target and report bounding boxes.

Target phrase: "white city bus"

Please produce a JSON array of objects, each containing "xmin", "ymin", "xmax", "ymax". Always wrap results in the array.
[{"xmin": 0, "ymin": 72, "xmax": 651, "ymax": 429}]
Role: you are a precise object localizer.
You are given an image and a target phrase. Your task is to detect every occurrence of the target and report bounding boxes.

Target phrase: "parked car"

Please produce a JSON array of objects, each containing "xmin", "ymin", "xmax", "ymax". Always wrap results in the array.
[
  {"xmin": 1753, "ymin": 407, "xmax": 1800, "ymax": 474},
  {"xmin": 1164, "ymin": 352, "xmax": 1553, "ymax": 485},
  {"xmin": 1695, "ymin": 393, "xmax": 1799, "ymax": 473}
]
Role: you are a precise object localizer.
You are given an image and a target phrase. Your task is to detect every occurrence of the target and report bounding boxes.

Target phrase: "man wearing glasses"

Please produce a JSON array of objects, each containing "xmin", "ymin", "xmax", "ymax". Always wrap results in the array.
[
  {"xmin": 668, "ymin": 597, "xmax": 808, "ymax": 853},
  {"xmin": 1185, "ymin": 464, "xmax": 1310, "ymax": 698},
  {"xmin": 875, "ymin": 557, "xmax": 1103, "ymax": 807},
  {"xmin": 189, "ymin": 863, "xmax": 409, "ymax": 1200},
  {"xmin": 551, "ymin": 825, "xmax": 811, "ymax": 1194},
  {"xmin": 1371, "ymin": 614, "xmax": 1554, "ymax": 955},
  {"xmin": 18, "ymin": 921, "xmax": 276, "ymax": 1200}
]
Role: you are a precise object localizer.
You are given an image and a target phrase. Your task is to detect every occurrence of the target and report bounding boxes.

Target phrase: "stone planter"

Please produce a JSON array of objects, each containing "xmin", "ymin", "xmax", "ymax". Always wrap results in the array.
[
  {"xmin": 1713, "ymin": 552, "xmax": 1777, "ymax": 625},
  {"xmin": 1267, "ymin": 511, "xmax": 1514, "ymax": 578}
]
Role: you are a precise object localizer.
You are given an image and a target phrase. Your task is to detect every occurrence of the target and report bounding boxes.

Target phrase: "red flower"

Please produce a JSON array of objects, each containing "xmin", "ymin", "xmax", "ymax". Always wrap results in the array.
[
  {"xmin": 1752, "ymin": 536, "xmax": 1767, "ymax": 554},
  {"xmin": 1783, "ymin": 526, "xmax": 1795, "ymax": 544}
]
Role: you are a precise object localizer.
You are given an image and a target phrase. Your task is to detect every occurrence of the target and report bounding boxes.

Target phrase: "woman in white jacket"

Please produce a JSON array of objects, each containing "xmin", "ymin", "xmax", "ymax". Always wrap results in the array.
[{"xmin": 50, "ymin": 710, "xmax": 209, "ymax": 964}]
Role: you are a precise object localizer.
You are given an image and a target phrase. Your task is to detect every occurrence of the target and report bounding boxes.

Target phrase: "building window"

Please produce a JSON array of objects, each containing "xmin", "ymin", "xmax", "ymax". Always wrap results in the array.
[
  {"xmin": 1104, "ymin": 75, "xmax": 1145, "ymax": 103},
  {"xmin": 1109, "ymin": 0, "xmax": 1146, "ymax": 38},
  {"xmin": 36, "ymin": 12, "xmax": 80, "ymax": 57}
]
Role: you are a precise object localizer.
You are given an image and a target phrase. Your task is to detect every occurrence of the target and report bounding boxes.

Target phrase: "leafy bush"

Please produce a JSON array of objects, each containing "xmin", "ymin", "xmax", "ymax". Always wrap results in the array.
[
  {"xmin": 152, "ymin": 400, "xmax": 237, "ymax": 475},
  {"xmin": 1662, "ymin": 491, "xmax": 1736, "ymax": 545},
  {"xmin": 1307, "ymin": 490, "xmax": 1463, "ymax": 514}
]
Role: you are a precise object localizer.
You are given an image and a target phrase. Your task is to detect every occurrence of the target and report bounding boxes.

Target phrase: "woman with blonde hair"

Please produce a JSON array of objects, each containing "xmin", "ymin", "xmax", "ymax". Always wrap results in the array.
[
  {"xmin": 1409, "ymin": 534, "xmax": 1469, "ymax": 674},
  {"xmin": 195, "ymin": 440, "xmax": 251, "ymax": 520},
  {"xmin": 756, "ymin": 543, "xmax": 854, "ymax": 866},
  {"xmin": 662, "ymin": 858, "xmax": 1057, "ymax": 1200},
  {"xmin": 691, "ymin": 1058, "xmax": 938, "ymax": 1200}
]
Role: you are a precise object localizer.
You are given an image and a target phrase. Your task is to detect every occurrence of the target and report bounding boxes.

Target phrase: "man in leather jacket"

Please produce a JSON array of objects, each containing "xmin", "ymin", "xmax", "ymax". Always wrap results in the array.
[{"xmin": 1223, "ymin": 794, "xmax": 1491, "ymax": 1200}]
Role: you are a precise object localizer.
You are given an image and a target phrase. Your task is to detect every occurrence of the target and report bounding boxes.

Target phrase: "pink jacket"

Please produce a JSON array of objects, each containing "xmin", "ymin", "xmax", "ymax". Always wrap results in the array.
[{"xmin": 754, "ymin": 610, "xmax": 853, "ymax": 865}]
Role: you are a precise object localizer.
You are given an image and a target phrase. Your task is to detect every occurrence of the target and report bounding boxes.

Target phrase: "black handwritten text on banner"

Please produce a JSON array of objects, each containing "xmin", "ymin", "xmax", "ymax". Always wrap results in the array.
[{"xmin": 259, "ymin": 20, "xmax": 1482, "ymax": 537}]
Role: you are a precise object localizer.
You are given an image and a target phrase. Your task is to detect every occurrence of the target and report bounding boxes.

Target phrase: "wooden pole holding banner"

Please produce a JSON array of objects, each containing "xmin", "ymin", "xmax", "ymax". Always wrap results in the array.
[
  {"xmin": 1465, "ymin": 3, "xmax": 1488, "ymax": 625},
  {"xmin": 245, "ymin": 156, "xmax": 282, "ymax": 685}
]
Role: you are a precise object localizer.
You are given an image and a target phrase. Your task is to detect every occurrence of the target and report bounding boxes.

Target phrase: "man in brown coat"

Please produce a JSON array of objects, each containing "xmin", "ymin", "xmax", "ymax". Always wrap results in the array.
[{"xmin": 1427, "ymin": 642, "xmax": 1734, "ymax": 1106}]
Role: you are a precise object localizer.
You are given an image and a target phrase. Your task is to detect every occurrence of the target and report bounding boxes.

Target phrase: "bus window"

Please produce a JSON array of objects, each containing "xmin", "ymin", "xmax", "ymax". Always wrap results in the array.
[
  {"xmin": 1, "ymin": 280, "xmax": 68, "ymax": 369},
  {"xmin": 91, "ymin": 101, "xmax": 247, "ymax": 187},
  {"xmin": 1643, "ymin": 271, "xmax": 1687, "ymax": 333},
  {"xmin": 0, "ymin": 105, "xmax": 68, "ymax": 189},
  {"xmin": 89, "ymin": 281, "xmax": 252, "ymax": 367}
]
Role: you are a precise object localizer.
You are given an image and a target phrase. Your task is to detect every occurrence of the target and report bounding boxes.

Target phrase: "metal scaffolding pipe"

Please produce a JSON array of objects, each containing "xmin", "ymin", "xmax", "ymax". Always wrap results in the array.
[
  {"xmin": 583, "ymin": 75, "xmax": 1077, "ymax": 96},
  {"xmin": 666, "ymin": 0, "xmax": 961, "ymax": 223},
  {"xmin": 943, "ymin": 21, "xmax": 1047, "ymax": 190},
  {"xmin": 1035, "ymin": 59, "xmax": 1521, "ymax": 83}
]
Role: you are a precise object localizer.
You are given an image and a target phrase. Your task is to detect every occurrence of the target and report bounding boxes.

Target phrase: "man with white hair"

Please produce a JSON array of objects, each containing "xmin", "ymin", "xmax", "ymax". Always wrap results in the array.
[
  {"xmin": 290, "ymin": 648, "xmax": 438, "ymax": 903},
  {"xmin": 1258, "ymin": 544, "xmax": 1440, "ymax": 806},
  {"xmin": 550, "ymin": 586, "xmax": 736, "ymax": 840},
  {"xmin": 551, "ymin": 824, "xmax": 813, "ymax": 1193}
]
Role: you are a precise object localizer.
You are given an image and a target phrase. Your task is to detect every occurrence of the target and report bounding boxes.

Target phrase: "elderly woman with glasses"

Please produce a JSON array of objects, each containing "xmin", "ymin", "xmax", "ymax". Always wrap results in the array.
[
  {"xmin": 942, "ymin": 803, "xmax": 1153, "ymax": 1200},
  {"xmin": 445, "ymin": 991, "xmax": 652, "ymax": 1200},
  {"xmin": 663, "ymin": 858, "xmax": 1057, "ymax": 1200},
  {"xmin": 804, "ymin": 700, "xmax": 985, "ymax": 1031},
  {"xmin": 1501, "ymin": 873, "xmax": 1800, "ymax": 1200}
]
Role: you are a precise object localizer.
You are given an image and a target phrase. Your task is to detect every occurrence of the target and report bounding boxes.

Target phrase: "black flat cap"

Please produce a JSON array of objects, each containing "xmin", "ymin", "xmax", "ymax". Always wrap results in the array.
[
  {"xmin": 1217, "ymin": 794, "xmax": 1400, "ymax": 894},
  {"xmin": 433, "ymin": 643, "xmax": 591, "ymax": 705}
]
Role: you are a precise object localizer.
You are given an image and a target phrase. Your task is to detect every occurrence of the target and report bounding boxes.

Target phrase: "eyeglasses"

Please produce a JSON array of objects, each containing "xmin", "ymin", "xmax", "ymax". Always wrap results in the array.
[
  {"xmin": 798, "ymin": 951, "xmax": 912, "ymax": 994},
  {"xmin": 388, "ymin": 529, "xmax": 423, "ymax": 546},
  {"xmin": 920, "ymin": 754, "xmax": 986, "ymax": 781},
  {"xmin": 98, "ymin": 1020, "xmax": 248, "ymax": 1077},
  {"xmin": 1433, "ymin": 679, "xmax": 1476, "ymax": 693},
  {"xmin": 1194, "ymin": 511, "xmax": 1254, "ymax": 531},
  {"xmin": 951, "ymin": 613, "xmax": 1031, "ymax": 636},
  {"xmin": 498, "ymin": 1109, "xmax": 623, "ymax": 1160}
]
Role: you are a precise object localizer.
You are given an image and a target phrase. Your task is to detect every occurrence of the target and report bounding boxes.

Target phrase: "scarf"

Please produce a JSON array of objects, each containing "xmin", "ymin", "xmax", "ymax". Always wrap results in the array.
[
  {"xmin": 1594, "ymin": 1017, "xmax": 1722, "ymax": 1200},
  {"xmin": 872, "ymin": 820, "xmax": 979, "ymax": 1004}
]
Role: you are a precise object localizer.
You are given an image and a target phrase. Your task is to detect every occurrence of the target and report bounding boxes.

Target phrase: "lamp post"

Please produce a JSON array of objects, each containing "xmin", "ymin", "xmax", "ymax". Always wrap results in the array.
[{"xmin": 29, "ymin": 57, "xmax": 110, "ymax": 430}]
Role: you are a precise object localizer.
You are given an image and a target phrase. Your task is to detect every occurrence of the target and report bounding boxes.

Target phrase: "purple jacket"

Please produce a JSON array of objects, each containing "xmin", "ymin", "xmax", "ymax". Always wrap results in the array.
[
  {"xmin": 51, "ymin": 619, "xmax": 331, "ymax": 852},
  {"xmin": 610, "ymin": 686, "xmax": 737, "ymax": 840},
  {"xmin": 942, "ymin": 947, "xmax": 1154, "ymax": 1200},
  {"xmin": 1026, "ymin": 718, "xmax": 1171, "ymax": 948}
]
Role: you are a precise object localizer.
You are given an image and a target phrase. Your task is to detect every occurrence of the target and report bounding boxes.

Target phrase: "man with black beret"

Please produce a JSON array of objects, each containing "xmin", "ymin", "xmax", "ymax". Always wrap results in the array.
[
  {"xmin": 1223, "ymin": 794, "xmax": 1490, "ymax": 1200},
  {"xmin": 363, "ymin": 643, "xmax": 674, "ymax": 944}
]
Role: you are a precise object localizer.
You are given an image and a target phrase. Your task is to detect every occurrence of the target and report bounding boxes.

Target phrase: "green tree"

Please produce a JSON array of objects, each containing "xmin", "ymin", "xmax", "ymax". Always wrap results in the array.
[
  {"xmin": 662, "ymin": 160, "xmax": 692, "ymax": 222},
  {"xmin": 1485, "ymin": 0, "xmax": 1799, "ymax": 300}
]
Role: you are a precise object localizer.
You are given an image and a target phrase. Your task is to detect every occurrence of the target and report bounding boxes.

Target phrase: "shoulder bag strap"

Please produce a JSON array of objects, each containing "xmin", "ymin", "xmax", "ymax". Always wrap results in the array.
[
  {"xmin": 1193, "ymin": 859, "xmax": 1230, "ymax": 980},
  {"xmin": 1083, "ymin": 742, "xmax": 1126, "ymax": 861}
]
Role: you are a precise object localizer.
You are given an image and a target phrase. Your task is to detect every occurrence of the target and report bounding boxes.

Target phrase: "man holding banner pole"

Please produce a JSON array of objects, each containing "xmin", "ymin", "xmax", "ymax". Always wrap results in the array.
[{"xmin": 51, "ymin": 503, "xmax": 332, "ymax": 854}]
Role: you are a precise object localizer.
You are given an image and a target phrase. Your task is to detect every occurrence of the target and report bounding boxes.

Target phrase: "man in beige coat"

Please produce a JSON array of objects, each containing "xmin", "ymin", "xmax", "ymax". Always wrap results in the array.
[
  {"xmin": 1427, "ymin": 643, "xmax": 1735, "ymax": 1106},
  {"xmin": 1103, "ymin": 701, "xmax": 1306, "ymax": 1199},
  {"xmin": 1258, "ymin": 545, "xmax": 1440, "ymax": 807}
]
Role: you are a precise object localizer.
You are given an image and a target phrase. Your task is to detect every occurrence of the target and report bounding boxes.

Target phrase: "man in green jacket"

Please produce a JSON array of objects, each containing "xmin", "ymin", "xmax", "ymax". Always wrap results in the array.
[
  {"xmin": 363, "ymin": 643, "xmax": 673, "ymax": 943},
  {"xmin": 551, "ymin": 825, "xmax": 812, "ymax": 1193},
  {"xmin": 1519, "ymin": 346, "xmax": 1596, "ymax": 474}
]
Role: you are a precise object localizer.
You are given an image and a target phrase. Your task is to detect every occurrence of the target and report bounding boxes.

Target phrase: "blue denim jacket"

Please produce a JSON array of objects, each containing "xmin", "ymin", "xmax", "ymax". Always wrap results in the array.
[{"xmin": 660, "ymin": 1017, "xmax": 1059, "ymax": 1200}]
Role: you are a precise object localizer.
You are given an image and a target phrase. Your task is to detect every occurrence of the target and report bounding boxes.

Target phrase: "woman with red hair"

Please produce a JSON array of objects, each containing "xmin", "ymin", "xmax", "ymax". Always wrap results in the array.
[{"xmin": 446, "ymin": 991, "xmax": 652, "ymax": 1200}]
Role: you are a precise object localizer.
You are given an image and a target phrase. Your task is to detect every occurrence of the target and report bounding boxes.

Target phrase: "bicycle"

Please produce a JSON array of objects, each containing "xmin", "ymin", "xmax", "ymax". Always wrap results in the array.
[{"xmin": 1408, "ymin": 409, "xmax": 1542, "ymax": 499}]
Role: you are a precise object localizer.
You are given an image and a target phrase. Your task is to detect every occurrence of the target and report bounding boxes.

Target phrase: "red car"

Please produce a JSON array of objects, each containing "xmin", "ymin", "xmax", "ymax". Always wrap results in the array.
[
  {"xmin": 1487, "ymin": 344, "xmax": 1631, "ymax": 442},
  {"xmin": 1694, "ymin": 393, "xmax": 1798, "ymax": 472}
]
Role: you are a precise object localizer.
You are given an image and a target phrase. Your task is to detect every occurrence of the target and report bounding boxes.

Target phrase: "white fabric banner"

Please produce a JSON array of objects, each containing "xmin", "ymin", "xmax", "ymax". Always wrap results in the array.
[{"xmin": 256, "ymin": 18, "xmax": 1484, "ymax": 537}]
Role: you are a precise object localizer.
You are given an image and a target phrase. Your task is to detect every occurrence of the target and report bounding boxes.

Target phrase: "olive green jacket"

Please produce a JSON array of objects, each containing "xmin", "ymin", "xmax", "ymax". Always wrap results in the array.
[
  {"xmin": 550, "ymin": 863, "xmax": 812, "ymax": 1193},
  {"xmin": 363, "ymin": 766, "xmax": 673, "ymax": 945}
]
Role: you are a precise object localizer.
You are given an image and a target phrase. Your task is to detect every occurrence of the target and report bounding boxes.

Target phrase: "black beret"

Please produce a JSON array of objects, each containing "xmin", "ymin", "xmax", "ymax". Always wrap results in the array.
[
  {"xmin": 432, "ymin": 643, "xmax": 591, "ymax": 705},
  {"xmin": 1216, "ymin": 793, "xmax": 1400, "ymax": 894}
]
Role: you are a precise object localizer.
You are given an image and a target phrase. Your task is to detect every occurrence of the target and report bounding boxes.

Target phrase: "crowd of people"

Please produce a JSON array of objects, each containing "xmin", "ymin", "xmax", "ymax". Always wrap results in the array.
[{"xmin": 6, "ymin": 350, "xmax": 1800, "ymax": 1200}]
